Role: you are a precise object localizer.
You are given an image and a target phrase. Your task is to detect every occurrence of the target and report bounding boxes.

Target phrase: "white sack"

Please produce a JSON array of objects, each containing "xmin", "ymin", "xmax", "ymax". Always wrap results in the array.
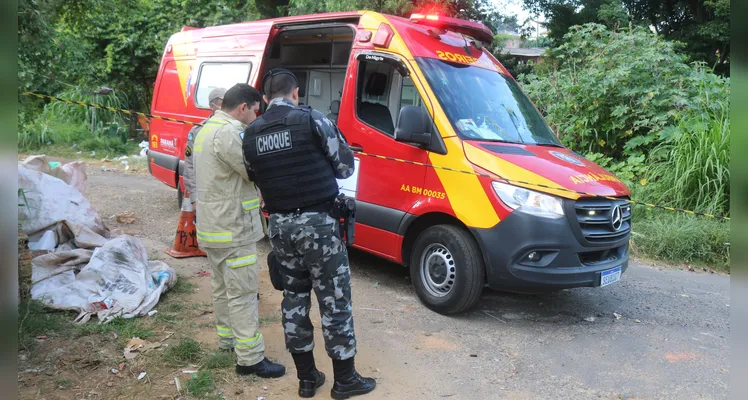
[
  {"xmin": 31, "ymin": 249, "xmax": 94, "ymax": 302},
  {"xmin": 20, "ymin": 155, "xmax": 88, "ymax": 194},
  {"xmin": 61, "ymin": 161, "xmax": 88, "ymax": 194},
  {"xmin": 18, "ymin": 166, "xmax": 106, "ymax": 237},
  {"xmin": 31, "ymin": 236, "xmax": 177, "ymax": 323}
]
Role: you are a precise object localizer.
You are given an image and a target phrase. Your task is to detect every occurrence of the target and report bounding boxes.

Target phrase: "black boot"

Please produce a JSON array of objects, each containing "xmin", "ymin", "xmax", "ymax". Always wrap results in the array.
[
  {"xmin": 236, "ymin": 357, "xmax": 286, "ymax": 378},
  {"xmin": 331, "ymin": 357, "xmax": 376, "ymax": 399},
  {"xmin": 292, "ymin": 351, "xmax": 326, "ymax": 398}
]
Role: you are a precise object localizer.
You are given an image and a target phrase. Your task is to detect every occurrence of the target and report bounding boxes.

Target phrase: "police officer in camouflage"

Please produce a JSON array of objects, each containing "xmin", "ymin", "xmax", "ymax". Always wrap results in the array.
[{"xmin": 242, "ymin": 69, "xmax": 376, "ymax": 399}]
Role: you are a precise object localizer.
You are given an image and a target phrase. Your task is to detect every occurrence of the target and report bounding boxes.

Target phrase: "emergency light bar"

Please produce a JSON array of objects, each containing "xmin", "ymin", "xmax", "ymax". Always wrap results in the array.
[{"xmin": 409, "ymin": 13, "xmax": 494, "ymax": 44}]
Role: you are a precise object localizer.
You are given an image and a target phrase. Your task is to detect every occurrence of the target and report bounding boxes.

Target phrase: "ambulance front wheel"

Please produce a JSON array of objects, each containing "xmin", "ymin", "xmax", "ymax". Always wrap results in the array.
[{"xmin": 410, "ymin": 225, "xmax": 485, "ymax": 315}]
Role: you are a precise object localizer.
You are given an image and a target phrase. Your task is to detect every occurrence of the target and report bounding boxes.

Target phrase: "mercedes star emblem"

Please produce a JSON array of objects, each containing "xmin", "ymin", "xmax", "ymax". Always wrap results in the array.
[{"xmin": 611, "ymin": 205, "xmax": 623, "ymax": 231}]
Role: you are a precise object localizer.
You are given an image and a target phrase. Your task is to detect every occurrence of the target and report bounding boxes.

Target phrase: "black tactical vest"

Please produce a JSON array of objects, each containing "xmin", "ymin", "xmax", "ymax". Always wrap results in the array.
[{"xmin": 243, "ymin": 105, "xmax": 339, "ymax": 213}]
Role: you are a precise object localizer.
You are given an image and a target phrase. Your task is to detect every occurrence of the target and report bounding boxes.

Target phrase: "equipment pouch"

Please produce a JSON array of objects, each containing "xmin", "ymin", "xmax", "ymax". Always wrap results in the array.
[{"xmin": 267, "ymin": 252, "xmax": 285, "ymax": 291}]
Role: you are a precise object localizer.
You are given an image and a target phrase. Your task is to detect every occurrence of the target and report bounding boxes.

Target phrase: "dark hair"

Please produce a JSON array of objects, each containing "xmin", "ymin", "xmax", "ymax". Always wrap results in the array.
[
  {"xmin": 262, "ymin": 69, "xmax": 298, "ymax": 100},
  {"xmin": 221, "ymin": 83, "xmax": 262, "ymax": 111}
]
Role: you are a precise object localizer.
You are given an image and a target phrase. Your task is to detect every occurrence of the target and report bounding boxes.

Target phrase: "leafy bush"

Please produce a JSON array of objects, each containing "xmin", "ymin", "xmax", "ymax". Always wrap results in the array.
[
  {"xmin": 519, "ymin": 23, "xmax": 729, "ymax": 160},
  {"xmin": 583, "ymin": 152, "xmax": 647, "ymax": 188},
  {"xmin": 518, "ymin": 22, "xmax": 731, "ymax": 269}
]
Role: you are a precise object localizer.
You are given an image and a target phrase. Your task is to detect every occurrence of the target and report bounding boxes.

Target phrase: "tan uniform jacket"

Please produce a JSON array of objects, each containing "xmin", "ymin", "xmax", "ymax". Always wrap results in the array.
[{"xmin": 193, "ymin": 110, "xmax": 264, "ymax": 249}]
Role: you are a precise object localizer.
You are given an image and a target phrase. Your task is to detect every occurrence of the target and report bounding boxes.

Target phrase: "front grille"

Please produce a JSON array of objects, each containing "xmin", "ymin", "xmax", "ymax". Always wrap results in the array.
[
  {"xmin": 579, "ymin": 245, "xmax": 627, "ymax": 266},
  {"xmin": 573, "ymin": 197, "xmax": 632, "ymax": 244}
]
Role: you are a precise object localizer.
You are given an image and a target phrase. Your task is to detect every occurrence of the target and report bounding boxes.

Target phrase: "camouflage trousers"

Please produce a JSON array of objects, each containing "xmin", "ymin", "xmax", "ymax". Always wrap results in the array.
[{"xmin": 268, "ymin": 211, "xmax": 357, "ymax": 361}]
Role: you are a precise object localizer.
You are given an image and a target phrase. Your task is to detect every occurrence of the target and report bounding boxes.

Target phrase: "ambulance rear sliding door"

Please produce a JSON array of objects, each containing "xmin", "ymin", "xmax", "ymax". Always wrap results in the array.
[{"xmin": 341, "ymin": 51, "xmax": 429, "ymax": 262}]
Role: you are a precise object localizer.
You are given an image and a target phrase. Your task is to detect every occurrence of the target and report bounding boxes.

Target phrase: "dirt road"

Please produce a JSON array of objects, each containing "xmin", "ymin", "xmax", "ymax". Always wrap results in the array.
[{"xmin": 26, "ymin": 166, "xmax": 730, "ymax": 400}]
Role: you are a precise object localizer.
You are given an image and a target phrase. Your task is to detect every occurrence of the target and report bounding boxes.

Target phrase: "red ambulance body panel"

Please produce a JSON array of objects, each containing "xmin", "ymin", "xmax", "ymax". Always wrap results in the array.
[{"xmin": 149, "ymin": 11, "xmax": 632, "ymax": 314}]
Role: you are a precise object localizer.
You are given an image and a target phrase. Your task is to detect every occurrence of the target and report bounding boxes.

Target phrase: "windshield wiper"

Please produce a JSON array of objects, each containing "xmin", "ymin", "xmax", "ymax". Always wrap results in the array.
[
  {"xmin": 464, "ymin": 138, "xmax": 524, "ymax": 145},
  {"xmin": 534, "ymin": 143, "xmax": 565, "ymax": 148}
]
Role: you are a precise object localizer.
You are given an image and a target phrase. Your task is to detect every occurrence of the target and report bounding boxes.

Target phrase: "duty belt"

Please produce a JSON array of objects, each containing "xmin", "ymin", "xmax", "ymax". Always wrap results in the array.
[{"xmin": 267, "ymin": 201, "xmax": 334, "ymax": 215}]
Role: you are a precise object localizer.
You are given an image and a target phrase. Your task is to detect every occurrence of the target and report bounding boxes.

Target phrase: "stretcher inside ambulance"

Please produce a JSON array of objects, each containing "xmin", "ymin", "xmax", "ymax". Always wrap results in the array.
[{"xmin": 148, "ymin": 11, "xmax": 632, "ymax": 315}]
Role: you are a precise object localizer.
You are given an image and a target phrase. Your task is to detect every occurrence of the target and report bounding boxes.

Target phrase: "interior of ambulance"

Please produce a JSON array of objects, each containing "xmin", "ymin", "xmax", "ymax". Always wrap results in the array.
[
  {"xmin": 260, "ymin": 24, "xmax": 426, "ymax": 133},
  {"xmin": 189, "ymin": 20, "xmax": 558, "ymax": 154}
]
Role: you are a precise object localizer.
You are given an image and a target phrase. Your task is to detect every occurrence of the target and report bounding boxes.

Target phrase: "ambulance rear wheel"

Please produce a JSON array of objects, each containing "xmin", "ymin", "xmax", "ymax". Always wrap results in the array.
[{"xmin": 410, "ymin": 225, "xmax": 485, "ymax": 315}]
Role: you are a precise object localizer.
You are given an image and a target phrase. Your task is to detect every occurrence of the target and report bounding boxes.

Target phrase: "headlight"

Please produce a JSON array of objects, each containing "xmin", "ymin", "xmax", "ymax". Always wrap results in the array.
[{"xmin": 492, "ymin": 181, "xmax": 565, "ymax": 219}]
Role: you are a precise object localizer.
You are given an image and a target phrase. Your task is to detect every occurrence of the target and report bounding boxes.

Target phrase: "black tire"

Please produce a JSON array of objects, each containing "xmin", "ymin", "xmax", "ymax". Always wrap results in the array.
[
  {"xmin": 177, "ymin": 185, "xmax": 183, "ymax": 209},
  {"xmin": 409, "ymin": 224, "xmax": 485, "ymax": 315}
]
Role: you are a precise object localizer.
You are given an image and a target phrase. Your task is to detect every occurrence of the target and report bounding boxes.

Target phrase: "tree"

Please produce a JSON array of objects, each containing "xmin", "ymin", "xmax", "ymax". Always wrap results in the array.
[
  {"xmin": 521, "ymin": 0, "xmax": 730, "ymax": 75},
  {"xmin": 519, "ymin": 23, "xmax": 729, "ymax": 160},
  {"xmin": 18, "ymin": 0, "xmax": 519, "ymax": 116}
]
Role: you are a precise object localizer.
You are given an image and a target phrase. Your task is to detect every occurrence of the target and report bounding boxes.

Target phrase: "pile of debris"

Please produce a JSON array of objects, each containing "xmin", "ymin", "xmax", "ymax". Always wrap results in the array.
[{"xmin": 18, "ymin": 155, "xmax": 177, "ymax": 324}]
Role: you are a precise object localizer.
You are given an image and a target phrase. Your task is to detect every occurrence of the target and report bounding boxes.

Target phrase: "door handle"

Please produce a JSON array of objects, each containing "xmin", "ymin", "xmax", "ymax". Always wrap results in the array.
[{"xmin": 350, "ymin": 144, "xmax": 363, "ymax": 152}]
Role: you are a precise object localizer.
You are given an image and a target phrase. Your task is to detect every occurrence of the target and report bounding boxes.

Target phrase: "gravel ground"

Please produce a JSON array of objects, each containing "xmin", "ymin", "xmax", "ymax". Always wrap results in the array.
[{"xmin": 82, "ymin": 166, "xmax": 730, "ymax": 400}]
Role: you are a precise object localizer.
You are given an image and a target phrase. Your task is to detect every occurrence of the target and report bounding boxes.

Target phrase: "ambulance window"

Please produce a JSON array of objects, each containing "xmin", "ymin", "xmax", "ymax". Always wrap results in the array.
[
  {"xmin": 356, "ymin": 59, "xmax": 396, "ymax": 136},
  {"xmin": 398, "ymin": 77, "xmax": 424, "ymax": 110},
  {"xmin": 194, "ymin": 62, "xmax": 252, "ymax": 109}
]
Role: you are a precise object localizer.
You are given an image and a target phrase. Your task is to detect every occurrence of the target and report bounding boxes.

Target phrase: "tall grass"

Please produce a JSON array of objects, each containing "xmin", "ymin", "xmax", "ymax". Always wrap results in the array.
[
  {"xmin": 648, "ymin": 104, "xmax": 730, "ymax": 216},
  {"xmin": 632, "ymin": 214, "xmax": 730, "ymax": 271},
  {"xmin": 19, "ymin": 86, "xmax": 133, "ymax": 151}
]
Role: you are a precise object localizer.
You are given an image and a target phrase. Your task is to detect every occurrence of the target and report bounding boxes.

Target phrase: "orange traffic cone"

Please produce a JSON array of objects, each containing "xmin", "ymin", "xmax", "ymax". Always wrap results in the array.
[{"xmin": 164, "ymin": 191, "xmax": 207, "ymax": 258}]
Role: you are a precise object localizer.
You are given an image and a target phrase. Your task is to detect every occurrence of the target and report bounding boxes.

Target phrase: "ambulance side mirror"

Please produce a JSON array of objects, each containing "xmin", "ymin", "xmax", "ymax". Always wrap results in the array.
[{"xmin": 395, "ymin": 106, "xmax": 431, "ymax": 146}]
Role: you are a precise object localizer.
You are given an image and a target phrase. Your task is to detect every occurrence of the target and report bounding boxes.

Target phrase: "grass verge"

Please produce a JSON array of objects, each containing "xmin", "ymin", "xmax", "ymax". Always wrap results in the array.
[
  {"xmin": 18, "ymin": 299, "xmax": 156, "ymax": 352},
  {"xmin": 631, "ymin": 213, "xmax": 730, "ymax": 271},
  {"xmin": 23, "ymin": 139, "xmax": 141, "ymax": 160}
]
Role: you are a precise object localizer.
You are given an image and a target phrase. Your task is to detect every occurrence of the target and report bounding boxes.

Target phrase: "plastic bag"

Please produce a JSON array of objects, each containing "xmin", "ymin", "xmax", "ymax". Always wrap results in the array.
[{"xmin": 31, "ymin": 236, "xmax": 177, "ymax": 323}]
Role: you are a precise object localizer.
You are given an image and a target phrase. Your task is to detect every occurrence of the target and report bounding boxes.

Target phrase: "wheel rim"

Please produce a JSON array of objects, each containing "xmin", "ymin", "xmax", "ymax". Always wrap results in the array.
[{"xmin": 419, "ymin": 243, "xmax": 456, "ymax": 298}]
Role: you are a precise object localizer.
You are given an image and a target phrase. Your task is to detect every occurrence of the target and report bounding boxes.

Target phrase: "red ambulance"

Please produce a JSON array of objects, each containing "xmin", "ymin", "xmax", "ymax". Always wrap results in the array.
[{"xmin": 148, "ymin": 11, "xmax": 632, "ymax": 314}]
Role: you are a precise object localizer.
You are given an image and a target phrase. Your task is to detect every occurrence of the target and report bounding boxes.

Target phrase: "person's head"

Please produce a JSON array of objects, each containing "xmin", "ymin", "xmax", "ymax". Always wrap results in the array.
[
  {"xmin": 221, "ymin": 84, "xmax": 262, "ymax": 125},
  {"xmin": 207, "ymin": 87, "xmax": 226, "ymax": 111},
  {"xmin": 261, "ymin": 68, "xmax": 299, "ymax": 105}
]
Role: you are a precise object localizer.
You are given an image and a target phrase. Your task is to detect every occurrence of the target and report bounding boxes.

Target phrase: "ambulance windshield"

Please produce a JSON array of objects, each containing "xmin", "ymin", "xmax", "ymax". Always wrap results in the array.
[{"xmin": 416, "ymin": 57, "xmax": 562, "ymax": 146}]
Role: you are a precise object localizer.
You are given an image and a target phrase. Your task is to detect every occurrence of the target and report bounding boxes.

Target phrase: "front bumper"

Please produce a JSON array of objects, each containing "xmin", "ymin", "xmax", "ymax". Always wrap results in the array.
[{"xmin": 471, "ymin": 206, "xmax": 630, "ymax": 291}]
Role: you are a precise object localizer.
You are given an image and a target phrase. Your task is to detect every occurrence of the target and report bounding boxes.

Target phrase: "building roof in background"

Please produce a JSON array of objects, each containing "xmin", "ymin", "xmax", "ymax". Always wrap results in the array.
[{"xmin": 501, "ymin": 47, "xmax": 547, "ymax": 57}]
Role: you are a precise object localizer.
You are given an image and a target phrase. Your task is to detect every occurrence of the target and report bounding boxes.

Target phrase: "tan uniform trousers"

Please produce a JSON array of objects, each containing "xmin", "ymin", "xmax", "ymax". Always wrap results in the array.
[{"xmin": 206, "ymin": 242, "xmax": 265, "ymax": 366}]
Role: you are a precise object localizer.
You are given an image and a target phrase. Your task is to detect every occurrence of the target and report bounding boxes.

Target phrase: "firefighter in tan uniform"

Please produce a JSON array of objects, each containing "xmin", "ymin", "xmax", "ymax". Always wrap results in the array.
[{"xmin": 193, "ymin": 83, "xmax": 285, "ymax": 379}]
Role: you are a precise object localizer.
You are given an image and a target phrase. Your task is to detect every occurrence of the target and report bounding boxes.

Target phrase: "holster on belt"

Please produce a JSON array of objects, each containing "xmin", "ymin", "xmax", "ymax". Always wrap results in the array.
[{"xmin": 331, "ymin": 193, "xmax": 356, "ymax": 246}]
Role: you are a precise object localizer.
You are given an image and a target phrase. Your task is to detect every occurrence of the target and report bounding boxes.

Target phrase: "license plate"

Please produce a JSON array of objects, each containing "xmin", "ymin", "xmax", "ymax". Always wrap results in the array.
[{"xmin": 600, "ymin": 266, "xmax": 622, "ymax": 287}]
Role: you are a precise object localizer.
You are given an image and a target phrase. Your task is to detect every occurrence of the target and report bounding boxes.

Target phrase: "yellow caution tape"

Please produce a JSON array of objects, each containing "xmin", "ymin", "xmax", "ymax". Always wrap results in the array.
[{"xmin": 20, "ymin": 91, "xmax": 730, "ymax": 221}]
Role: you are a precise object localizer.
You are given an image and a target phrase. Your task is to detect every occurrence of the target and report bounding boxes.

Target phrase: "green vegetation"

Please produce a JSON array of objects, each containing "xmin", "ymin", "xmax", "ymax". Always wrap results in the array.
[
  {"xmin": 75, "ymin": 315, "xmax": 155, "ymax": 345},
  {"xmin": 56, "ymin": 377, "xmax": 73, "ymax": 389},
  {"xmin": 520, "ymin": 23, "xmax": 730, "ymax": 270},
  {"xmin": 170, "ymin": 280, "xmax": 195, "ymax": 295},
  {"xmin": 200, "ymin": 350, "xmax": 235, "ymax": 370},
  {"xmin": 632, "ymin": 214, "xmax": 729, "ymax": 271},
  {"xmin": 17, "ymin": 1, "xmax": 730, "ymax": 270},
  {"xmin": 521, "ymin": 0, "xmax": 730, "ymax": 76},
  {"xmin": 18, "ymin": 299, "xmax": 154, "ymax": 352},
  {"xmin": 18, "ymin": 299, "xmax": 70, "ymax": 352},
  {"xmin": 19, "ymin": 86, "xmax": 137, "ymax": 155},
  {"xmin": 648, "ymin": 106, "xmax": 730, "ymax": 216},
  {"xmin": 186, "ymin": 370, "xmax": 217, "ymax": 398},
  {"xmin": 163, "ymin": 338, "xmax": 204, "ymax": 366}
]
